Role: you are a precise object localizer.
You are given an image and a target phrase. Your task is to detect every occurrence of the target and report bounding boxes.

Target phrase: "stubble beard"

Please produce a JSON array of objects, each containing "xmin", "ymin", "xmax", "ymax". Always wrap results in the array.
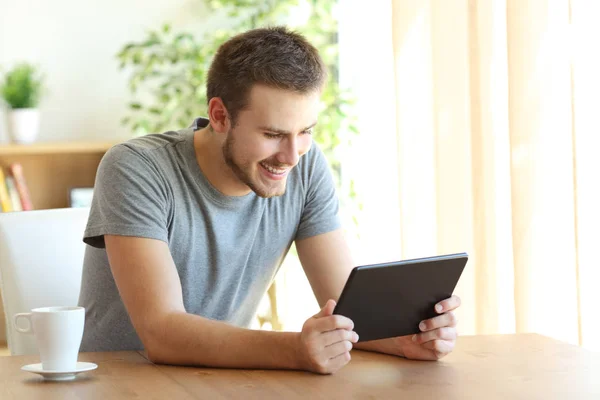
[{"xmin": 222, "ymin": 133, "xmax": 286, "ymax": 199}]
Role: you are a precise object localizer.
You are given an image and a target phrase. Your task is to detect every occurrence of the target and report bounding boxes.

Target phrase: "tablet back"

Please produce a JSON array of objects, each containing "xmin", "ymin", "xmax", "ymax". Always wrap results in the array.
[{"xmin": 333, "ymin": 253, "xmax": 468, "ymax": 342}]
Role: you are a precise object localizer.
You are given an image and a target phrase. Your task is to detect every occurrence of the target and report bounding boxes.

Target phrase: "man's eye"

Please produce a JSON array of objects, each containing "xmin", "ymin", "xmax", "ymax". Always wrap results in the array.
[
  {"xmin": 303, "ymin": 129, "xmax": 314, "ymax": 135},
  {"xmin": 264, "ymin": 132, "xmax": 280, "ymax": 139}
]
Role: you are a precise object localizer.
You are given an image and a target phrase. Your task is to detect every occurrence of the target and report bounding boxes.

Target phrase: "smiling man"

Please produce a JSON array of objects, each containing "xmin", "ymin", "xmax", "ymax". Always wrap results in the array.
[{"xmin": 78, "ymin": 26, "xmax": 460, "ymax": 374}]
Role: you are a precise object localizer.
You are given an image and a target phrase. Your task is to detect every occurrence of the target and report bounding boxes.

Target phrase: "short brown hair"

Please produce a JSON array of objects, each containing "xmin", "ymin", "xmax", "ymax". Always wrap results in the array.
[{"xmin": 207, "ymin": 26, "xmax": 327, "ymax": 126}]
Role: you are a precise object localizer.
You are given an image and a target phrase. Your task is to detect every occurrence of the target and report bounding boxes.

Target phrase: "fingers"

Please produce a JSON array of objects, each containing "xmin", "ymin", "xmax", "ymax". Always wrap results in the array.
[
  {"xmin": 303, "ymin": 300, "xmax": 355, "ymax": 341},
  {"xmin": 420, "ymin": 339, "xmax": 455, "ymax": 356},
  {"xmin": 323, "ymin": 339, "xmax": 354, "ymax": 359},
  {"xmin": 435, "ymin": 295, "xmax": 461, "ymax": 314},
  {"xmin": 327, "ymin": 348, "xmax": 352, "ymax": 371},
  {"xmin": 413, "ymin": 326, "xmax": 457, "ymax": 345},
  {"xmin": 321, "ymin": 328, "xmax": 359, "ymax": 347},
  {"xmin": 311, "ymin": 300, "xmax": 354, "ymax": 333},
  {"xmin": 300, "ymin": 328, "xmax": 355, "ymax": 374},
  {"xmin": 301, "ymin": 300, "xmax": 358, "ymax": 374},
  {"xmin": 305, "ymin": 329, "xmax": 358, "ymax": 360},
  {"xmin": 313, "ymin": 299, "xmax": 337, "ymax": 318},
  {"xmin": 399, "ymin": 295, "xmax": 461, "ymax": 361},
  {"xmin": 419, "ymin": 311, "xmax": 458, "ymax": 332},
  {"xmin": 314, "ymin": 314, "xmax": 355, "ymax": 333}
]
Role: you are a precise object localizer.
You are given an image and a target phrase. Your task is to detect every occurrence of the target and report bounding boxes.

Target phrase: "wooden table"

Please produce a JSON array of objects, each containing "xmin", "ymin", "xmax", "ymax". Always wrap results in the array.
[{"xmin": 1, "ymin": 334, "xmax": 598, "ymax": 399}]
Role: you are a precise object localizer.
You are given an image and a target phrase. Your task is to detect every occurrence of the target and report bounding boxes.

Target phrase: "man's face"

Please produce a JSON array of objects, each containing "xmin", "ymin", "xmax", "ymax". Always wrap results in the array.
[{"xmin": 222, "ymin": 84, "xmax": 320, "ymax": 198}]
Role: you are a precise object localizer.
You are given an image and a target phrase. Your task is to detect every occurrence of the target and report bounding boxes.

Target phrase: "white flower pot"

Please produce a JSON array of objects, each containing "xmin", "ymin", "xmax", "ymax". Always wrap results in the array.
[{"xmin": 8, "ymin": 108, "xmax": 40, "ymax": 144}]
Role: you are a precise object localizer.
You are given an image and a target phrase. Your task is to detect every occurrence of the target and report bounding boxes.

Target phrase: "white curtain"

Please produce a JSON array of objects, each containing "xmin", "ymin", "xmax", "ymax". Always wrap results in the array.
[{"xmin": 304, "ymin": 0, "xmax": 600, "ymax": 351}]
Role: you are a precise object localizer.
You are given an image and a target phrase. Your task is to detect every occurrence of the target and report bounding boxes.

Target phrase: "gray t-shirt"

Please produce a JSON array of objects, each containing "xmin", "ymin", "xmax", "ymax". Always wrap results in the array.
[{"xmin": 78, "ymin": 118, "xmax": 340, "ymax": 351}]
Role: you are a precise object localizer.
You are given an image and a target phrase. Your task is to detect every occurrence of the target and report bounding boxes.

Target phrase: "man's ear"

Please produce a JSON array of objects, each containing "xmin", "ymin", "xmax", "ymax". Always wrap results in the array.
[{"xmin": 207, "ymin": 97, "xmax": 231, "ymax": 134}]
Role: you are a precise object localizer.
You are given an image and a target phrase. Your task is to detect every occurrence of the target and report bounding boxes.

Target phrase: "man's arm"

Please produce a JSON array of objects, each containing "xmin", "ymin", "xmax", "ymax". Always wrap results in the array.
[
  {"xmin": 295, "ymin": 229, "xmax": 460, "ymax": 359},
  {"xmin": 295, "ymin": 229, "xmax": 389, "ymax": 353},
  {"xmin": 295, "ymin": 229, "xmax": 354, "ymax": 308},
  {"xmin": 105, "ymin": 235, "xmax": 357, "ymax": 373}
]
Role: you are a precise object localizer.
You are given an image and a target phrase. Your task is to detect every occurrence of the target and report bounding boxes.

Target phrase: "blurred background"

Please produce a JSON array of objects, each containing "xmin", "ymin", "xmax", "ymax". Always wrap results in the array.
[{"xmin": 1, "ymin": 0, "xmax": 598, "ymax": 351}]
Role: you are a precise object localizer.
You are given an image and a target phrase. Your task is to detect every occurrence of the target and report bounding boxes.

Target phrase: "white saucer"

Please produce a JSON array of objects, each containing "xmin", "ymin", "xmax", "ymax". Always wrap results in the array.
[{"xmin": 21, "ymin": 362, "xmax": 98, "ymax": 381}]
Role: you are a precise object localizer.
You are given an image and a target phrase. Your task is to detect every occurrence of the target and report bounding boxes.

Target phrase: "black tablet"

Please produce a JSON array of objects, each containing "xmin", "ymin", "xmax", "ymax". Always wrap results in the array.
[{"xmin": 333, "ymin": 252, "xmax": 468, "ymax": 342}]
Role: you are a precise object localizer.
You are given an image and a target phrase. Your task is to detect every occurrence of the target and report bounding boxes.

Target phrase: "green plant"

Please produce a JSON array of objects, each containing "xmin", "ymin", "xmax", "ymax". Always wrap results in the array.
[
  {"xmin": 116, "ymin": 0, "xmax": 359, "ymax": 193},
  {"xmin": 0, "ymin": 63, "xmax": 44, "ymax": 109}
]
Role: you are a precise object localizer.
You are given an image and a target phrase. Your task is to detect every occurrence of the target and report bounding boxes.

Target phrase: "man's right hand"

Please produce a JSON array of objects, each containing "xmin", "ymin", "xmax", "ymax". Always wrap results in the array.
[{"xmin": 297, "ymin": 299, "xmax": 359, "ymax": 374}]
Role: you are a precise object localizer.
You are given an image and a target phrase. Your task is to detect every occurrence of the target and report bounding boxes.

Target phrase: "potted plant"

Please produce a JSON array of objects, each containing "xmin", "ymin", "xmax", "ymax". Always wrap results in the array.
[{"xmin": 0, "ymin": 63, "xmax": 44, "ymax": 143}]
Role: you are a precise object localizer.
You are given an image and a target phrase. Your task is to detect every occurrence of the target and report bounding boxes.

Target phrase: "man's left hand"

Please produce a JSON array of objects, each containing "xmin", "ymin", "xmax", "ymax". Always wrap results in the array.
[
  {"xmin": 398, "ymin": 295, "xmax": 461, "ymax": 360},
  {"xmin": 356, "ymin": 295, "xmax": 461, "ymax": 360}
]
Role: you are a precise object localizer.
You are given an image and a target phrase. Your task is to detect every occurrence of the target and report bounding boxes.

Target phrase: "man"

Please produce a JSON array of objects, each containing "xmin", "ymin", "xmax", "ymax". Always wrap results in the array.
[{"xmin": 78, "ymin": 26, "xmax": 460, "ymax": 375}]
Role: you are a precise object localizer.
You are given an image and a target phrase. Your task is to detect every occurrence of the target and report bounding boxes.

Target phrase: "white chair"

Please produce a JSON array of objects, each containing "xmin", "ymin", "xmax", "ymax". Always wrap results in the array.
[{"xmin": 0, "ymin": 207, "xmax": 89, "ymax": 355}]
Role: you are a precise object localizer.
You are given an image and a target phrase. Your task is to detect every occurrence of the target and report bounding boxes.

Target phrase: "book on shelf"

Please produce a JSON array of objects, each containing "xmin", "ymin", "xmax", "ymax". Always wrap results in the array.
[
  {"xmin": 0, "ymin": 168, "xmax": 12, "ymax": 212},
  {"xmin": 5, "ymin": 177, "xmax": 22, "ymax": 212},
  {"xmin": 0, "ymin": 163, "xmax": 33, "ymax": 212}
]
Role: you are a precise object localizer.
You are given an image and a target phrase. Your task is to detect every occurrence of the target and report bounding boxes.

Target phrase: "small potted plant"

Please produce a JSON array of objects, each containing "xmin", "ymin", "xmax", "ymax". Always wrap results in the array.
[{"xmin": 0, "ymin": 63, "xmax": 44, "ymax": 143}]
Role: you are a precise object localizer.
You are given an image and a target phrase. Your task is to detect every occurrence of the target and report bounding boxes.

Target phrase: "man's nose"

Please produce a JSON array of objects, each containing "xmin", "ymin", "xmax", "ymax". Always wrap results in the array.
[{"xmin": 276, "ymin": 137, "xmax": 300, "ymax": 166}]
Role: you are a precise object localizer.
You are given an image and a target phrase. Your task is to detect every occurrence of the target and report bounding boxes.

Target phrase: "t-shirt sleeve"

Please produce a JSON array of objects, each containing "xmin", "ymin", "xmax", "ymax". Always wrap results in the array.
[
  {"xmin": 83, "ymin": 144, "xmax": 171, "ymax": 248},
  {"xmin": 295, "ymin": 143, "xmax": 341, "ymax": 241}
]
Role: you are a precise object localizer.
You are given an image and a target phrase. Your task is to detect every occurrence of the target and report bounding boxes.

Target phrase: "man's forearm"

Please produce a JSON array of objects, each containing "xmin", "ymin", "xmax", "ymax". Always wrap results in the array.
[{"xmin": 144, "ymin": 311, "xmax": 303, "ymax": 370}]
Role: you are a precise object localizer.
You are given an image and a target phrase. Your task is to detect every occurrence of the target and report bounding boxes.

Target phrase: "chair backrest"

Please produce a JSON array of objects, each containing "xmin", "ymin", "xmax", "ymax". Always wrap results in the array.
[{"xmin": 0, "ymin": 207, "xmax": 90, "ymax": 355}]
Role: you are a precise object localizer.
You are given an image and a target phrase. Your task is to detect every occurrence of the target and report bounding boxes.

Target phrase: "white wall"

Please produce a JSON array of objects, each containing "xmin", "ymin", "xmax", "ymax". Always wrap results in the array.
[{"xmin": 0, "ymin": 0, "xmax": 216, "ymax": 143}]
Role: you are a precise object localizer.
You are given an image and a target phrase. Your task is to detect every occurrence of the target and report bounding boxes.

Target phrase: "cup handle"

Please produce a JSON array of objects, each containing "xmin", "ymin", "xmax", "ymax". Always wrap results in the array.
[{"xmin": 13, "ymin": 313, "xmax": 34, "ymax": 334}]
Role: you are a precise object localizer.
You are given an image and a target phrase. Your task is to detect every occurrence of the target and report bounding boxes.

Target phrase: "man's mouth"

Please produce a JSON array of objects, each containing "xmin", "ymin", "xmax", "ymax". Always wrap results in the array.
[{"xmin": 259, "ymin": 161, "xmax": 289, "ymax": 176}]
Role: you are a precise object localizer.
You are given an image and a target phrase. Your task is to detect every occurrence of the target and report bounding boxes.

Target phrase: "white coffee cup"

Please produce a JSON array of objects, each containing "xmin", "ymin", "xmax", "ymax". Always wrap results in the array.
[{"xmin": 13, "ymin": 306, "xmax": 84, "ymax": 371}]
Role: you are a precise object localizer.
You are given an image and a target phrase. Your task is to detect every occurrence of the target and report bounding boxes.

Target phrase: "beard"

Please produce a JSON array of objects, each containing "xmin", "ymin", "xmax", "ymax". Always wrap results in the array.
[{"xmin": 222, "ymin": 132, "xmax": 287, "ymax": 199}]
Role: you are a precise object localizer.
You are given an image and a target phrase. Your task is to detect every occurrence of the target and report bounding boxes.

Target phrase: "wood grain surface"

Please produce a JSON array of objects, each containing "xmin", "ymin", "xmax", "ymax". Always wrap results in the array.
[{"xmin": 1, "ymin": 334, "xmax": 598, "ymax": 399}]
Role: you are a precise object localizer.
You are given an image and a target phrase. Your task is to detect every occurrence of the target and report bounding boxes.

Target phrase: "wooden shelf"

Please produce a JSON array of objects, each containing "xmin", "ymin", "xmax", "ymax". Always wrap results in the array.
[
  {"xmin": 0, "ymin": 141, "xmax": 118, "ymax": 156},
  {"xmin": 0, "ymin": 141, "xmax": 120, "ymax": 210}
]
